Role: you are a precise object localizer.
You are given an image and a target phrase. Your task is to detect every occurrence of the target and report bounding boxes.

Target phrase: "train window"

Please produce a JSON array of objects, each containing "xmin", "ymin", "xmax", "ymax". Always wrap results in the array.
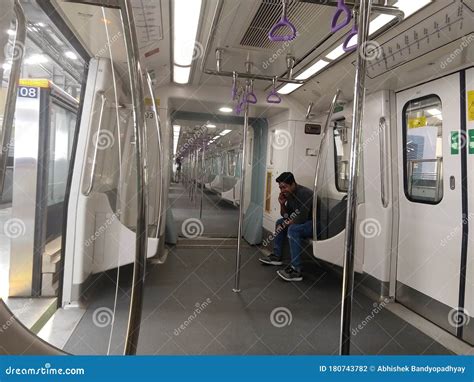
[
  {"xmin": 333, "ymin": 119, "xmax": 349, "ymax": 193},
  {"xmin": 403, "ymin": 95, "xmax": 443, "ymax": 204},
  {"xmin": 227, "ymin": 150, "xmax": 237, "ymax": 177}
]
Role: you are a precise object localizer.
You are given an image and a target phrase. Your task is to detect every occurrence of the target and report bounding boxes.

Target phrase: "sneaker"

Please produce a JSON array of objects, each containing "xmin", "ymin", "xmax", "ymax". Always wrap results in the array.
[
  {"xmin": 259, "ymin": 254, "xmax": 283, "ymax": 266},
  {"xmin": 277, "ymin": 266, "xmax": 303, "ymax": 282}
]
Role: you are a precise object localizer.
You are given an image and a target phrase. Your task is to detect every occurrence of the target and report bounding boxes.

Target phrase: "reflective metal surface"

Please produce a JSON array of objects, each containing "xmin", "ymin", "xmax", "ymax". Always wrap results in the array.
[
  {"xmin": 312, "ymin": 89, "xmax": 341, "ymax": 240},
  {"xmin": 9, "ymin": 88, "xmax": 42, "ymax": 296},
  {"xmin": 0, "ymin": 0, "xmax": 27, "ymax": 194},
  {"xmin": 339, "ymin": 0, "xmax": 372, "ymax": 355},
  {"xmin": 119, "ymin": 0, "xmax": 149, "ymax": 355},
  {"xmin": 233, "ymin": 102, "xmax": 249, "ymax": 292}
]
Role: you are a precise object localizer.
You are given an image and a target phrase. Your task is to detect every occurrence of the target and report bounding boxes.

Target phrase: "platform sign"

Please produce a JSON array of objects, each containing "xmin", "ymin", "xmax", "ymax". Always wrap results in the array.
[{"xmin": 18, "ymin": 86, "xmax": 39, "ymax": 99}]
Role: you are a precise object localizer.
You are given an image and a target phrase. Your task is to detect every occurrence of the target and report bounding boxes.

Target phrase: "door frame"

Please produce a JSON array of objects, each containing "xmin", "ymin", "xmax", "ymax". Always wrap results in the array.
[{"xmin": 392, "ymin": 67, "xmax": 472, "ymax": 343}]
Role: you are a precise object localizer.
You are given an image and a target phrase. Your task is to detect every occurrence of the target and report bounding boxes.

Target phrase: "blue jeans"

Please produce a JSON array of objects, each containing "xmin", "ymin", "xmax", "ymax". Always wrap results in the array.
[{"xmin": 273, "ymin": 218, "xmax": 313, "ymax": 271}]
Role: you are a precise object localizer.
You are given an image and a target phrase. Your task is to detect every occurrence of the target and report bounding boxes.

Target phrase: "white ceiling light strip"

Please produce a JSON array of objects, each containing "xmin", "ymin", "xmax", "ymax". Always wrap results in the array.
[{"xmin": 172, "ymin": 0, "xmax": 202, "ymax": 84}]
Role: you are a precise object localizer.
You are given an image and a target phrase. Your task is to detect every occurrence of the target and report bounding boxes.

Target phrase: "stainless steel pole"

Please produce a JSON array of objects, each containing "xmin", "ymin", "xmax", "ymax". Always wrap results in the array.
[
  {"xmin": 312, "ymin": 89, "xmax": 341, "ymax": 240},
  {"xmin": 120, "ymin": 0, "xmax": 149, "ymax": 355},
  {"xmin": 0, "ymin": 0, "xmax": 26, "ymax": 193},
  {"xmin": 199, "ymin": 141, "xmax": 206, "ymax": 220},
  {"xmin": 339, "ymin": 0, "xmax": 372, "ymax": 355},
  {"xmin": 233, "ymin": 102, "xmax": 249, "ymax": 292}
]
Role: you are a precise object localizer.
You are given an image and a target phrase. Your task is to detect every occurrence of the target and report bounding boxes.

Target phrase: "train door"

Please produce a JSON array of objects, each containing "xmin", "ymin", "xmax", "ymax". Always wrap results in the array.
[
  {"xmin": 464, "ymin": 67, "xmax": 474, "ymax": 345},
  {"xmin": 396, "ymin": 73, "xmax": 465, "ymax": 337}
]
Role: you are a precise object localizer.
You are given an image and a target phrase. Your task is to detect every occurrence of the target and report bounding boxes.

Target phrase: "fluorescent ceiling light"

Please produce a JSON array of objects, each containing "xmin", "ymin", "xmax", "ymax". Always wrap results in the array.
[
  {"xmin": 173, "ymin": 0, "xmax": 202, "ymax": 67},
  {"xmin": 425, "ymin": 108, "xmax": 442, "ymax": 119},
  {"xmin": 394, "ymin": 0, "xmax": 431, "ymax": 18},
  {"xmin": 206, "ymin": 123, "xmax": 217, "ymax": 128},
  {"xmin": 369, "ymin": 14, "xmax": 396, "ymax": 35},
  {"xmin": 25, "ymin": 54, "xmax": 48, "ymax": 65},
  {"xmin": 219, "ymin": 129, "xmax": 231, "ymax": 136},
  {"xmin": 64, "ymin": 51, "xmax": 78, "ymax": 60},
  {"xmin": 7, "ymin": 29, "xmax": 16, "ymax": 36},
  {"xmin": 173, "ymin": 65, "xmax": 191, "ymax": 84},
  {"xmin": 296, "ymin": 59, "xmax": 330, "ymax": 80},
  {"xmin": 325, "ymin": 44, "xmax": 345, "ymax": 60},
  {"xmin": 219, "ymin": 106, "xmax": 233, "ymax": 113},
  {"xmin": 212, "ymin": 135, "xmax": 220, "ymax": 140},
  {"xmin": 425, "ymin": 108, "xmax": 441, "ymax": 116},
  {"xmin": 278, "ymin": 83, "xmax": 302, "ymax": 95}
]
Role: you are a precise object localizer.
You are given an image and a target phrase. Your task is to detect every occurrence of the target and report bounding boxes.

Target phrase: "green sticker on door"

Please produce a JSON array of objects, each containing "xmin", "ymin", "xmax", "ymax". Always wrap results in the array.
[
  {"xmin": 469, "ymin": 129, "xmax": 474, "ymax": 155},
  {"xmin": 451, "ymin": 131, "xmax": 459, "ymax": 155}
]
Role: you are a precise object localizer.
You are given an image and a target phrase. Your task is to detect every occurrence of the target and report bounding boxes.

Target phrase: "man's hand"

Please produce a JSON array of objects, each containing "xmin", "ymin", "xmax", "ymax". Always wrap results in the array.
[{"xmin": 278, "ymin": 192, "xmax": 287, "ymax": 206}]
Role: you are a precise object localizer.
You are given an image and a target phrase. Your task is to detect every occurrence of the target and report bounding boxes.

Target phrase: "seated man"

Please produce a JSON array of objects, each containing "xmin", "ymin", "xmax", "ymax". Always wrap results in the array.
[{"xmin": 259, "ymin": 172, "xmax": 313, "ymax": 282}]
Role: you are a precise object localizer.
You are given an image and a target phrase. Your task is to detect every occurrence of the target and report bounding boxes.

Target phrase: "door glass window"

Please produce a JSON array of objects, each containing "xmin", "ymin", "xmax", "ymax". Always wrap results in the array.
[{"xmin": 403, "ymin": 95, "xmax": 443, "ymax": 203}]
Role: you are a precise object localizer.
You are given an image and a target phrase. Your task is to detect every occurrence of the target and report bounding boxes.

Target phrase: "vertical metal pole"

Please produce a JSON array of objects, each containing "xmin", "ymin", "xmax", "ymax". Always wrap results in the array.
[
  {"xmin": 312, "ymin": 89, "xmax": 341, "ymax": 240},
  {"xmin": 0, "ymin": 0, "xmax": 26, "ymax": 193},
  {"xmin": 233, "ymin": 102, "xmax": 249, "ymax": 292},
  {"xmin": 120, "ymin": 0, "xmax": 149, "ymax": 356},
  {"xmin": 200, "ymin": 140, "xmax": 206, "ymax": 220},
  {"xmin": 339, "ymin": 0, "xmax": 372, "ymax": 355}
]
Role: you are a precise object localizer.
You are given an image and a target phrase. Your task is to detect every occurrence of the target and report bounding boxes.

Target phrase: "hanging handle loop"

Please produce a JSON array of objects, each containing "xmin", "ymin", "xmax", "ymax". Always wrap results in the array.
[
  {"xmin": 268, "ymin": 0, "xmax": 297, "ymax": 42},
  {"xmin": 246, "ymin": 80, "xmax": 257, "ymax": 104},
  {"xmin": 267, "ymin": 77, "xmax": 282, "ymax": 104},
  {"xmin": 342, "ymin": 15, "xmax": 358, "ymax": 52},
  {"xmin": 331, "ymin": 0, "xmax": 351, "ymax": 33}
]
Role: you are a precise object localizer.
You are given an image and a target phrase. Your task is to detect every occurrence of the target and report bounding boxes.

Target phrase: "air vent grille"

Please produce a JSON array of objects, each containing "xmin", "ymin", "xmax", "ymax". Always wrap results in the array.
[{"xmin": 239, "ymin": 0, "xmax": 324, "ymax": 49}]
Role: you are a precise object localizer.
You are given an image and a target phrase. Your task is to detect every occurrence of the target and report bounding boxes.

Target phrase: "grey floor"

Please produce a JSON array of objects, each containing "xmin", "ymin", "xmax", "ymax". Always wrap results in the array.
[
  {"xmin": 168, "ymin": 183, "xmax": 239, "ymax": 238},
  {"xmin": 64, "ymin": 244, "xmax": 452, "ymax": 355}
]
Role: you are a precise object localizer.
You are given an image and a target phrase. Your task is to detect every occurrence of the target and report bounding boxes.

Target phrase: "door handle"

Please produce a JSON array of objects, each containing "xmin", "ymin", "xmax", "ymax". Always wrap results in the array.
[{"xmin": 450, "ymin": 176, "xmax": 455, "ymax": 190}]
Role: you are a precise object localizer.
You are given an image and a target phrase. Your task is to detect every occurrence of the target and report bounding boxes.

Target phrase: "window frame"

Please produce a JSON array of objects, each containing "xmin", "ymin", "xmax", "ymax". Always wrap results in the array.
[{"xmin": 402, "ymin": 93, "xmax": 444, "ymax": 205}]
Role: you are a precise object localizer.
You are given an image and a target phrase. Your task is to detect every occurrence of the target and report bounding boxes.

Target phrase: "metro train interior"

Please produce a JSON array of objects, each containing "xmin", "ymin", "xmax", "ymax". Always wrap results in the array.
[{"xmin": 0, "ymin": 0, "xmax": 473, "ymax": 356}]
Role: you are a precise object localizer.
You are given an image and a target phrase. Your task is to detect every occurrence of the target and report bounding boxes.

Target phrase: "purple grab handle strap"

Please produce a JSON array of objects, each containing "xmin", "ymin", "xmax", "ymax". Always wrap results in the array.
[
  {"xmin": 342, "ymin": 21, "xmax": 358, "ymax": 52},
  {"xmin": 246, "ymin": 91, "xmax": 257, "ymax": 104},
  {"xmin": 330, "ymin": 0, "xmax": 351, "ymax": 33},
  {"xmin": 267, "ymin": 90, "xmax": 281, "ymax": 104},
  {"xmin": 268, "ymin": 16, "xmax": 297, "ymax": 42}
]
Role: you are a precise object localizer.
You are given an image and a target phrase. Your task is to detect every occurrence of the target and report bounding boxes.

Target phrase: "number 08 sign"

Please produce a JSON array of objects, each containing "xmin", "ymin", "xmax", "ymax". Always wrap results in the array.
[{"xmin": 18, "ymin": 86, "xmax": 39, "ymax": 99}]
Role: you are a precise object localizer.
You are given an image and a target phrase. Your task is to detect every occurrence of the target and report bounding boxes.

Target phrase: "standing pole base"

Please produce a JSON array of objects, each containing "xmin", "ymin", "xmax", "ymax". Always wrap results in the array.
[{"xmin": 232, "ymin": 288, "xmax": 241, "ymax": 293}]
